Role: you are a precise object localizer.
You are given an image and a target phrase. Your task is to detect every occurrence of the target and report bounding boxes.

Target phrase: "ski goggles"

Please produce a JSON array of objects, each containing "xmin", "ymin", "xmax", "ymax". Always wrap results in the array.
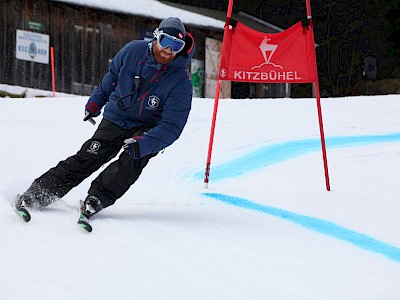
[{"xmin": 156, "ymin": 32, "xmax": 185, "ymax": 54}]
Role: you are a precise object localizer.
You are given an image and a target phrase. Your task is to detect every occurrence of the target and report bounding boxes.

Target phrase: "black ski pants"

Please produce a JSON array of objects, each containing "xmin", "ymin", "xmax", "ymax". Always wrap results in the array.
[{"xmin": 25, "ymin": 119, "xmax": 155, "ymax": 208}]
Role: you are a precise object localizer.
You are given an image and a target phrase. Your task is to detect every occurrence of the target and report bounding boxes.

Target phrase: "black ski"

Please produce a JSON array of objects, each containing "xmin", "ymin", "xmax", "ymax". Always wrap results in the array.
[
  {"xmin": 15, "ymin": 206, "xmax": 31, "ymax": 222},
  {"xmin": 78, "ymin": 200, "xmax": 92, "ymax": 232},
  {"xmin": 13, "ymin": 197, "xmax": 31, "ymax": 222}
]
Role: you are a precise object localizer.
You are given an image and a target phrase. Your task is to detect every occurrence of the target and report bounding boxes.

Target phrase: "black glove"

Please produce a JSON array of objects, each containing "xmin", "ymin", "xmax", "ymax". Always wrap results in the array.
[{"xmin": 123, "ymin": 138, "xmax": 141, "ymax": 159}]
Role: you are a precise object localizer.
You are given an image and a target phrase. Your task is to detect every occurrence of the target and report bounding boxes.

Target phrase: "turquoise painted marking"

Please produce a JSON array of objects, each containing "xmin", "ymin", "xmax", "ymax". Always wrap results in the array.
[
  {"xmin": 203, "ymin": 193, "xmax": 400, "ymax": 263},
  {"xmin": 195, "ymin": 133, "xmax": 400, "ymax": 181}
]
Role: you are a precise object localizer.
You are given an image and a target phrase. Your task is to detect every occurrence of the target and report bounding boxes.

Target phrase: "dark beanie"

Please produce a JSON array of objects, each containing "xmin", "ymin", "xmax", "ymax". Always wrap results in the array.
[{"xmin": 158, "ymin": 17, "xmax": 186, "ymax": 41}]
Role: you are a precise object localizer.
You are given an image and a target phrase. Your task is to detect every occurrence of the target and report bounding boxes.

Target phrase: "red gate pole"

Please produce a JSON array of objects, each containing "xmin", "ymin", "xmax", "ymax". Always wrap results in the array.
[
  {"xmin": 204, "ymin": 80, "xmax": 222, "ymax": 188},
  {"xmin": 204, "ymin": 0, "xmax": 234, "ymax": 188},
  {"xmin": 306, "ymin": 0, "xmax": 331, "ymax": 191},
  {"xmin": 50, "ymin": 46, "xmax": 56, "ymax": 98},
  {"xmin": 314, "ymin": 80, "xmax": 331, "ymax": 191}
]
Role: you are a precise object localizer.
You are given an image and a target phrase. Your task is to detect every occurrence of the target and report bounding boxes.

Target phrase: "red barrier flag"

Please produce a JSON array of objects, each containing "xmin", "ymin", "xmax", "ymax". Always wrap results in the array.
[{"xmin": 219, "ymin": 20, "xmax": 318, "ymax": 83}]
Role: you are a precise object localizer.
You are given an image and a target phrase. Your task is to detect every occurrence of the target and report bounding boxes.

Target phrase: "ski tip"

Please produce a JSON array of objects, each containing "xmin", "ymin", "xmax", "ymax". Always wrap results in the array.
[
  {"xmin": 13, "ymin": 194, "xmax": 32, "ymax": 222},
  {"xmin": 78, "ymin": 220, "xmax": 92, "ymax": 232},
  {"xmin": 17, "ymin": 208, "xmax": 31, "ymax": 222},
  {"xmin": 78, "ymin": 200, "xmax": 92, "ymax": 232},
  {"xmin": 80, "ymin": 223, "xmax": 93, "ymax": 233}
]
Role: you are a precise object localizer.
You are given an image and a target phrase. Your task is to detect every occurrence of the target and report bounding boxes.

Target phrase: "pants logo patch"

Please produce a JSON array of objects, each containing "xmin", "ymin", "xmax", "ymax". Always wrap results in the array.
[{"xmin": 87, "ymin": 141, "xmax": 101, "ymax": 155}]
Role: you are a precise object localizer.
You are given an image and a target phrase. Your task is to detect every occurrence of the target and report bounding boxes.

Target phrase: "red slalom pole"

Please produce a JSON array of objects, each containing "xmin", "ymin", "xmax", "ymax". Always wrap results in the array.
[
  {"xmin": 314, "ymin": 80, "xmax": 330, "ymax": 191},
  {"xmin": 306, "ymin": 0, "xmax": 330, "ymax": 190},
  {"xmin": 203, "ymin": 0, "xmax": 234, "ymax": 188},
  {"xmin": 50, "ymin": 46, "xmax": 56, "ymax": 97},
  {"xmin": 204, "ymin": 80, "xmax": 222, "ymax": 188}
]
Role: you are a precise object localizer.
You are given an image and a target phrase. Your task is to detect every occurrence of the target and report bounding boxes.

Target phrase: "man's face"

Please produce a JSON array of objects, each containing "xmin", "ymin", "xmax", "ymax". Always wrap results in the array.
[{"xmin": 153, "ymin": 40, "xmax": 177, "ymax": 65}]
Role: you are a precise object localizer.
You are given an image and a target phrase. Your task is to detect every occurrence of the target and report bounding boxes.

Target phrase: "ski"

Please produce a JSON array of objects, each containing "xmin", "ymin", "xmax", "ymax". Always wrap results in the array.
[
  {"xmin": 13, "ymin": 196, "xmax": 31, "ymax": 222},
  {"xmin": 15, "ymin": 206, "xmax": 31, "ymax": 222},
  {"xmin": 78, "ymin": 200, "xmax": 92, "ymax": 232}
]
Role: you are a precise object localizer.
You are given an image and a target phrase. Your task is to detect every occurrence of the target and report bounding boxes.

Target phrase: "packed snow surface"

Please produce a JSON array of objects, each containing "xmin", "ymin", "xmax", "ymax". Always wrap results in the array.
[{"xmin": 1, "ymin": 88, "xmax": 400, "ymax": 299}]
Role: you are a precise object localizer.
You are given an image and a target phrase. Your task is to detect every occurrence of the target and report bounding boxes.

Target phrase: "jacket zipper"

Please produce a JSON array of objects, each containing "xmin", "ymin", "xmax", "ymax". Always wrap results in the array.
[{"xmin": 137, "ymin": 65, "xmax": 167, "ymax": 117}]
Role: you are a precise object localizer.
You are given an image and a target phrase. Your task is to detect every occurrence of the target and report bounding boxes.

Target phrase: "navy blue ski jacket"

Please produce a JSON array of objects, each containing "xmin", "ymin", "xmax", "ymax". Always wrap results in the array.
[{"xmin": 86, "ymin": 34, "xmax": 195, "ymax": 158}]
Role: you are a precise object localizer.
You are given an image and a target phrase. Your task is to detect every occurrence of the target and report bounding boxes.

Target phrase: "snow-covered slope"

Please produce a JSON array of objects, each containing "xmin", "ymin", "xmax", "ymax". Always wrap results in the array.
[{"xmin": 1, "ymin": 93, "xmax": 400, "ymax": 299}]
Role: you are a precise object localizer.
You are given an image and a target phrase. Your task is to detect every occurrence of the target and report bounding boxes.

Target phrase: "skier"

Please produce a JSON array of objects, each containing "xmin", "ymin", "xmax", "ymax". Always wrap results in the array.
[{"xmin": 14, "ymin": 17, "xmax": 195, "ymax": 225}]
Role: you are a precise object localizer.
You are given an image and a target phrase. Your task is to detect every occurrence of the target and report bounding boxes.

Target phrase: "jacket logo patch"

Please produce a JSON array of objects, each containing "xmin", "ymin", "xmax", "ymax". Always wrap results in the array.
[
  {"xmin": 147, "ymin": 95, "xmax": 160, "ymax": 110},
  {"xmin": 87, "ymin": 141, "xmax": 101, "ymax": 155}
]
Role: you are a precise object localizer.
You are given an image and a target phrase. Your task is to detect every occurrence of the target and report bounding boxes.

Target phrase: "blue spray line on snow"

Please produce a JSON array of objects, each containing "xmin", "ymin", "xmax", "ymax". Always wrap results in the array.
[
  {"xmin": 203, "ymin": 193, "xmax": 400, "ymax": 263},
  {"xmin": 196, "ymin": 133, "xmax": 400, "ymax": 262},
  {"xmin": 195, "ymin": 133, "xmax": 400, "ymax": 181}
]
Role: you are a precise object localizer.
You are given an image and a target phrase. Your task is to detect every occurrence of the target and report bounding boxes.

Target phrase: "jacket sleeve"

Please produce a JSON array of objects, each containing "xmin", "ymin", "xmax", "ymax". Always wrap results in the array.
[{"xmin": 135, "ymin": 79, "xmax": 193, "ymax": 157}]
